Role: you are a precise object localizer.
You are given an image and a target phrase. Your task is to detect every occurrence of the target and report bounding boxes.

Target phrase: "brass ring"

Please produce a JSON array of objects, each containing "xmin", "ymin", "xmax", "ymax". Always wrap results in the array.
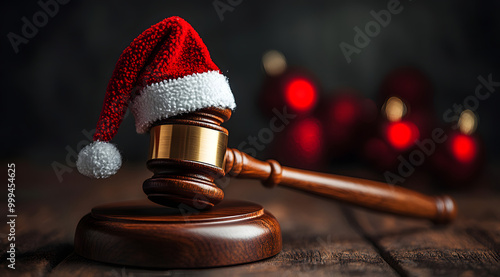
[{"xmin": 149, "ymin": 124, "xmax": 228, "ymax": 169}]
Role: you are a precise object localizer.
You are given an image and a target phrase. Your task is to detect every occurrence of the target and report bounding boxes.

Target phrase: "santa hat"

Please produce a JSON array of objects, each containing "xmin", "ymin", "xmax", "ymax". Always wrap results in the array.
[{"xmin": 76, "ymin": 16, "xmax": 236, "ymax": 178}]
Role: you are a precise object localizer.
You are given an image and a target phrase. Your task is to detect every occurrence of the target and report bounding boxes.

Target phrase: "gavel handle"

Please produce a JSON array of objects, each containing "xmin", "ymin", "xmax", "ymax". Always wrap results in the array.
[{"xmin": 225, "ymin": 148, "xmax": 457, "ymax": 224}]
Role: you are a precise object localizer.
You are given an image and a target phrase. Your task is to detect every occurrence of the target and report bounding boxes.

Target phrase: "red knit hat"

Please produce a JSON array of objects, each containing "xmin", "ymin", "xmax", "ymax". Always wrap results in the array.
[{"xmin": 76, "ymin": 16, "xmax": 236, "ymax": 178}]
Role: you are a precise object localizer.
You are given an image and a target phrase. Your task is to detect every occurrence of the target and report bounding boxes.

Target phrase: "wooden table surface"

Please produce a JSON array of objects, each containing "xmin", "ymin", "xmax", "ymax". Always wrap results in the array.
[{"xmin": 1, "ymin": 163, "xmax": 499, "ymax": 276}]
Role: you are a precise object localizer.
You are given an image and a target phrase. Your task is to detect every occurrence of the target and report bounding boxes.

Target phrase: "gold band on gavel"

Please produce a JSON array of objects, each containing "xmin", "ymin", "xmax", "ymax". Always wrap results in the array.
[{"xmin": 149, "ymin": 124, "xmax": 228, "ymax": 169}]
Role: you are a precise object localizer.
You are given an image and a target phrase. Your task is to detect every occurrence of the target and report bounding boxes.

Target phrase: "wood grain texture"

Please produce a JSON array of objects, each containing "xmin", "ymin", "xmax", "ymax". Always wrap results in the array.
[
  {"xmin": 74, "ymin": 199, "xmax": 282, "ymax": 268},
  {"xmin": 457, "ymin": 196, "xmax": 500, "ymax": 262},
  {"xmin": 346, "ymin": 195, "xmax": 500, "ymax": 277},
  {"xmin": 0, "ymin": 236, "xmax": 72, "ymax": 277},
  {"xmin": 0, "ymin": 179, "xmax": 74, "ymax": 277},
  {"xmin": 2, "ymin": 162, "xmax": 499, "ymax": 276},
  {"xmin": 225, "ymin": 148, "xmax": 457, "ymax": 223}
]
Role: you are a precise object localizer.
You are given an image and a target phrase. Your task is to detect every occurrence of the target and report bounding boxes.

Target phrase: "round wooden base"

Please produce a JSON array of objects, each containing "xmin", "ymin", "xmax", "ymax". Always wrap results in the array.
[{"xmin": 74, "ymin": 199, "xmax": 282, "ymax": 268}]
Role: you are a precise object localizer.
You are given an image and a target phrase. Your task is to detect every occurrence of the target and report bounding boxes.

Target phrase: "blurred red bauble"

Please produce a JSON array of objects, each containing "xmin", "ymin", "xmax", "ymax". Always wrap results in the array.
[
  {"xmin": 431, "ymin": 110, "xmax": 485, "ymax": 187},
  {"xmin": 379, "ymin": 66, "xmax": 437, "ymax": 143},
  {"xmin": 318, "ymin": 89, "xmax": 377, "ymax": 157},
  {"xmin": 385, "ymin": 121, "xmax": 420, "ymax": 150},
  {"xmin": 259, "ymin": 50, "xmax": 320, "ymax": 117},
  {"xmin": 362, "ymin": 137, "xmax": 400, "ymax": 170},
  {"xmin": 270, "ymin": 117, "xmax": 325, "ymax": 170},
  {"xmin": 259, "ymin": 67, "xmax": 320, "ymax": 118},
  {"xmin": 431, "ymin": 131, "xmax": 484, "ymax": 187},
  {"xmin": 451, "ymin": 134, "xmax": 476, "ymax": 163},
  {"xmin": 379, "ymin": 66, "xmax": 433, "ymax": 109},
  {"xmin": 361, "ymin": 120, "xmax": 419, "ymax": 172},
  {"xmin": 284, "ymin": 78, "xmax": 318, "ymax": 113},
  {"xmin": 362, "ymin": 96, "xmax": 426, "ymax": 171},
  {"xmin": 291, "ymin": 118, "xmax": 323, "ymax": 159}
]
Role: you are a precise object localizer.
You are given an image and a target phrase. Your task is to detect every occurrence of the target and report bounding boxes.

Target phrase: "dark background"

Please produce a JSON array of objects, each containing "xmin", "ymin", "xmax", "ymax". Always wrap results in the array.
[{"xmin": 2, "ymin": 0, "xmax": 499, "ymax": 186}]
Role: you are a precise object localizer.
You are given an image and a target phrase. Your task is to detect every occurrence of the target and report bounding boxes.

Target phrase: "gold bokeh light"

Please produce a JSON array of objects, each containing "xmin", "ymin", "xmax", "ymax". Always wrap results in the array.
[
  {"xmin": 458, "ymin": 110, "xmax": 477, "ymax": 135},
  {"xmin": 262, "ymin": 50, "xmax": 287, "ymax": 76},
  {"xmin": 384, "ymin": 97, "xmax": 407, "ymax": 122}
]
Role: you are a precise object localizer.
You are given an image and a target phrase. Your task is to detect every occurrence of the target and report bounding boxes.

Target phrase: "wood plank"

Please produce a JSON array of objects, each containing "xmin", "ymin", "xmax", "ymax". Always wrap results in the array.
[
  {"xmin": 51, "ymin": 179, "xmax": 398, "ymax": 276},
  {"xmin": 11, "ymin": 163, "xmax": 499, "ymax": 276},
  {"xmin": 456, "ymin": 196, "xmax": 500, "ymax": 257},
  {"xmin": 0, "ymin": 164, "xmax": 148, "ymax": 276},
  {"xmin": 0, "ymin": 202, "xmax": 74, "ymax": 276},
  {"xmin": 348, "ymin": 194, "xmax": 500, "ymax": 277},
  {"xmin": 1, "ymin": 242, "xmax": 72, "ymax": 277}
]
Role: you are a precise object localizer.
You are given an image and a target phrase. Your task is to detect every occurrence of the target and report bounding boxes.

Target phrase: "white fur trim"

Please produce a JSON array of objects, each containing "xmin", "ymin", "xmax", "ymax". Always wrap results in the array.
[
  {"xmin": 130, "ymin": 71, "xmax": 236, "ymax": 133},
  {"xmin": 76, "ymin": 141, "xmax": 122, "ymax": 178}
]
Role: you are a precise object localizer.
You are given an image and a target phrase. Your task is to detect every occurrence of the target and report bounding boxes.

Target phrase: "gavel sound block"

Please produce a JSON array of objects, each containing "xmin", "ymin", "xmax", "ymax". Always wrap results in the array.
[{"xmin": 74, "ymin": 107, "xmax": 456, "ymax": 268}]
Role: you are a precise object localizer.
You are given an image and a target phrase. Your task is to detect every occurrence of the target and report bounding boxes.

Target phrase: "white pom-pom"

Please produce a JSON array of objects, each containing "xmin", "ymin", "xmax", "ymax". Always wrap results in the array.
[{"xmin": 76, "ymin": 141, "xmax": 122, "ymax": 178}]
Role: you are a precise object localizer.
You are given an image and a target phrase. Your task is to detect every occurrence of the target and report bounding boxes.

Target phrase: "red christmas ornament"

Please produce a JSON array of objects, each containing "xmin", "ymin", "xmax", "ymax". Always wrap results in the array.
[
  {"xmin": 284, "ymin": 78, "xmax": 318, "ymax": 112},
  {"xmin": 363, "ymin": 67, "xmax": 438, "ymax": 174},
  {"xmin": 362, "ymin": 137, "xmax": 400, "ymax": 170},
  {"xmin": 385, "ymin": 121, "xmax": 420, "ymax": 150},
  {"xmin": 431, "ymin": 110, "xmax": 485, "ymax": 187},
  {"xmin": 361, "ymin": 96, "xmax": 436, "ymax": 171},
  {"xmin": 259, "ymin": 67, "xmax": 320, "ymax": 118},
  {"xmin": 451, "ymin": 134, "xmax": 477, "ymax": 163},
  {"xmin": 318, "ymin": 89, "xmax": 377, "ymax": 158},
  {"xmin": 270, "ymin": 117, "xmax": 325, "ymax": 170},
  {"xmin": 379, "ymin": 66, "xmax": 433, "ymax": 109}
]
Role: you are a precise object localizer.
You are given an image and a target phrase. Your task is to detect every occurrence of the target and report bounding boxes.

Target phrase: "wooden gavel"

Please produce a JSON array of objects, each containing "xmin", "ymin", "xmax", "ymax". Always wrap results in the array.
[{"xmin": 143, "ymin": 107, "xmax": 456, "ymax": 224}]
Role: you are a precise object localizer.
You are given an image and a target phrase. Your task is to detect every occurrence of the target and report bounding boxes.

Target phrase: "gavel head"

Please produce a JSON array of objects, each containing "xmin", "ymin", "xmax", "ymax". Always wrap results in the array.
[{"xmin": 143, "ymin": 107, "xmax": 232, "ymax": 210}]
